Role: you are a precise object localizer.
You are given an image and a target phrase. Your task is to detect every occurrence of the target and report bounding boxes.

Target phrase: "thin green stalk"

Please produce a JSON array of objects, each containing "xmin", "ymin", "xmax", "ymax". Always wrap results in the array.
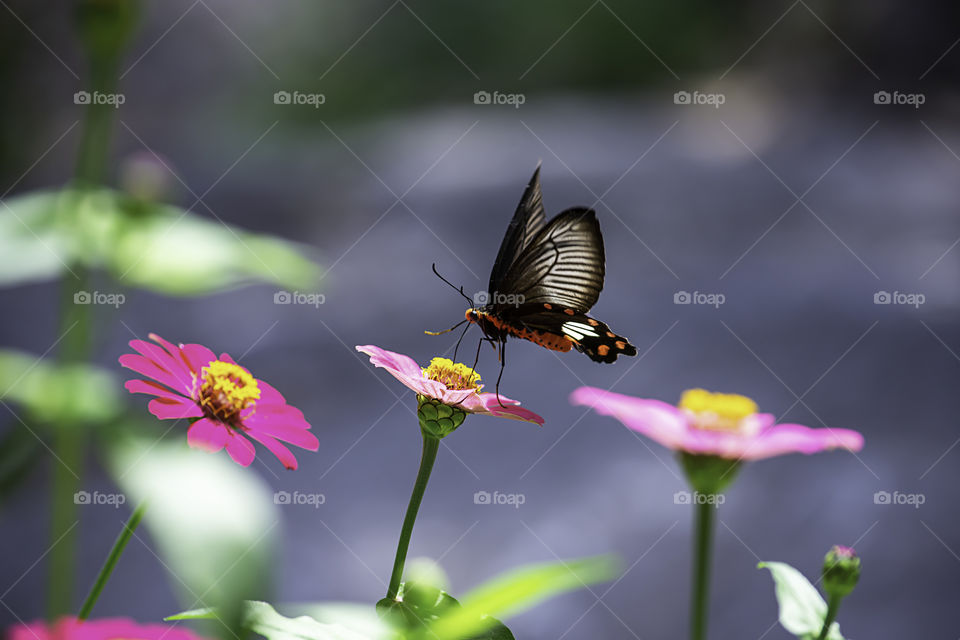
[
  {"xmin": 386, "ymin": 434, "xmax": 440, "ymax": 600},
  {"xmin": 78, "ymin": 501, "xmax": 147, "ymax": 620},
  {"xmin": 47, "ymin": 272, "xmax": 93, "ymax": 618},
  {"xmin": 816, "ymin": 593, "xmax": 842, "ymax": 640},
  {"xmin": 690, "ymin": 499, "xmax": 715, "ymax": 640}
]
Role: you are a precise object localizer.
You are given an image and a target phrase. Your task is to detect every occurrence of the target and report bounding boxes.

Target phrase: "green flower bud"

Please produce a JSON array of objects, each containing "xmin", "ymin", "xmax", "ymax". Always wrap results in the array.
[
  {"xmin": 679, "ymin": 452, "xmax": 741, "ymax": 496},
  {"xmin": 822, "ymin": 545, "xmax": 860, "ymax": 599},
  {"xmin": 417, "ymin": 396, "xmax": 467, "ymax": 439}
]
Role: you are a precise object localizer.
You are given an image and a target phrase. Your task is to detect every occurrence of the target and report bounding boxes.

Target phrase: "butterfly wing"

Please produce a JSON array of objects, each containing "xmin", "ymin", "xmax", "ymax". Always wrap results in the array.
[
  {"xmin": 499, "ymin": 304, "xmax": 637, "ymax": 363},
  {"xmin": 494, "ymin": 207, "xmax": 605, "ymax": 312},
  {"xmin": 488, "ymin": 166, "xmax": 547, "ymax": 295}
]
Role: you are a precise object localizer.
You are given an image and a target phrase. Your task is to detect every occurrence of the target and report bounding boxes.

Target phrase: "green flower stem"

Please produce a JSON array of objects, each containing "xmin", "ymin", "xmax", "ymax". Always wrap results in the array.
[
  {"xmin": 690, "ymin": 499, "xmax": 715, "ymax": 640},
  {"xmin": 386, "ymin": 433, "xmax": 440, "ymax": 600},
  {"xmin": 47, "ymin": 273, "xmax": 93, "ymax": 618},
  {"xmin": 816, "ymin": 593, "xmax": 842, "ymax": 640},
  {"xmin": 78, "ymin": 501, "xmax": 147, "ymax": 620}
]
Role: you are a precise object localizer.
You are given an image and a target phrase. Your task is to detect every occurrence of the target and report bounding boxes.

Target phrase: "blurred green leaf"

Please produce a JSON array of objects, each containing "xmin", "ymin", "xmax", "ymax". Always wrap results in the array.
[
  {"xmin": 425, "ymin": 555, "xmax": 616, "ymax": 640},
  {"xmin": 0, "ymin": 188, "xmax": 320, "ymax": 294},
  {"xmin": 0, "ymin": 349, "xmax": 122, "ymax": 425},
  {"xmin": 758, "ymin": 562, "xmax": 844, "ymax": 640},
  {"xmin": 110, "ymin": 438, "xmax": 280, "ymax": 636},
  {"xmin": 0, "ymin": 190, "xmax": 83, "ymax": 285},
  {"xmin": 167, "ymin": 601, "xmax": 389, "ymax": 640}
]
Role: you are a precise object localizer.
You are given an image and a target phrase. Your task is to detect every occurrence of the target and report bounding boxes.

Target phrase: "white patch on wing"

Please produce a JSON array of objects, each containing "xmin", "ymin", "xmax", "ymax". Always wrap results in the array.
[{"xmin": 562, "ymin": 321, "xmax": 599, "ymax": 339}]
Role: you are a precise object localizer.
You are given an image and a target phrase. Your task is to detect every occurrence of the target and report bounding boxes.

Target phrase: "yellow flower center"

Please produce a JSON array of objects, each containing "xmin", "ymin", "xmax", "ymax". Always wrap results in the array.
[
  {"xmin": 679, "ymin": 388, "xmax": 758, "ymax": 432},
  {"xmin": 198, "ymin": 360, "xmax": 260, "ymax": 422},
  {"xmin": 422, "ymin": 357, "xmax": 481, "ymax": 391}
]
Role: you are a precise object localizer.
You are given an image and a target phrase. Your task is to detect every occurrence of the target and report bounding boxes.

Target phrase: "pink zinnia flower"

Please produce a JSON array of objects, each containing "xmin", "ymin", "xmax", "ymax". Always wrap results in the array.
[
  {"xmin": 570, "ymin": 387, "xmax": 863, "ymax": 460},
  {"xmin": 8, "ymin": 617, "xmax": 209, "ymax": 640},
  {"xmin": 120, "ymin": 333, "xmax": 319, "ymax": 469},
  {"xmin": 356, "ymin": 345, "xmax": 544, "ymax": 425}
]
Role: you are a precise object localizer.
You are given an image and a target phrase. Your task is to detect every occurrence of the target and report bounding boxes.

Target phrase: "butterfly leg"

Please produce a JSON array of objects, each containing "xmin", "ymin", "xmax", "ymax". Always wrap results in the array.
[
  {"xmin": 452, "ymin": 321, "xmax": 471, "ymax": 363},
  {"xmin": 470, "ymin": 336, "xmax": 484, "ymax": 372},
  {"xmin": 495, "ymin": 336, "xmax": 507, "ymax": 407}
]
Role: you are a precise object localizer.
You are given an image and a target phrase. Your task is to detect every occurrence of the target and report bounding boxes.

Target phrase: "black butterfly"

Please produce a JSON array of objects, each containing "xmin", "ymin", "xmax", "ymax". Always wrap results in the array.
[{"xmin": 430, "ymin": 166, "xmax": 637, "ymax": 391}]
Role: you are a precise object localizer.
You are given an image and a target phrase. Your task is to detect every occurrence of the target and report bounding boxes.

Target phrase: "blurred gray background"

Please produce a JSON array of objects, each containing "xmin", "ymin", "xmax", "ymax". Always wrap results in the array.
[{"xmin": 2, "ymin": 0, "xmax": 959, "ymax": 638}]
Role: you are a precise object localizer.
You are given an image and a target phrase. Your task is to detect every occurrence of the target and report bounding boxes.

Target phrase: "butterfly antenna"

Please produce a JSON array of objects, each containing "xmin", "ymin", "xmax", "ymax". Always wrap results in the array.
[
  {"xmin": 431, "ymin": 263, "xmax": 474, "ymax": 306},
  {"xmin": 425, "ymin": 318, "xmax": 468, "ymax": 336}
]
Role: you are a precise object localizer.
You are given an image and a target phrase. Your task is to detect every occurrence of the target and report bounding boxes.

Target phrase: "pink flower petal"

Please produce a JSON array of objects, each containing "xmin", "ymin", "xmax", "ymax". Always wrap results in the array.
[
  {"xmin": 187, "ymin": 418, "xmax": 229, "ymax": 453},
  {"xmin": 256, "ymin": 379, "xmax": 286, "ymax": 405},
  {"xmin": 742, "ymin": 423, "xmax": 865, "ymax": 460},
  {"xmin": 118, "ymin": 353, "xmax": 191, "ymax": 396},
  {"xmin": 179, "ymin": 343, "xmax": 217, "ymax": 375},
  {"xmin": 124, "ymin": 379, "xmax": 188, "ymax": 402},
  {"xmin": 356, "ymin": 345, "xmax": 424, "ymax": 378},
  {"xmin": 147, "ymin": 396, "xmax": 203, "ymax": 420},
  {"xmin": 570, "ymin": 386, "xmax": 688, "ymax": 450},
  {"xmin": 128, "ymin": 339, "xmax": 193, "ymax": 386},
  {"xmin": 478, "ymin": 394, "xmax": 544, "ymax": 425},
  {"xmin": 244, "ymin": 430, "xmax": 299, "ymax": 470},
  {"xmin": 242, "ymin": 406, "xmax": 318, "ymax": 449},
  {"xmin": 224, "ymin": 431, "xmax": 256, "ymax": 466}
]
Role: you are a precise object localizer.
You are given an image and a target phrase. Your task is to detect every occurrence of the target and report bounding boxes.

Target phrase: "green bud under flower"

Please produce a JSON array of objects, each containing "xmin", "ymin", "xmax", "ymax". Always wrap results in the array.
[
  {"xmin": 417, "ymin": 396, "xmax": 467, "ymax": 439},
  {"xmin": 822, "ymin": 545, "xmax": 860, "ymax": 599},
  {"xmin": 679, "ymin": 452, "xmax": 741, "ymax": 496}
]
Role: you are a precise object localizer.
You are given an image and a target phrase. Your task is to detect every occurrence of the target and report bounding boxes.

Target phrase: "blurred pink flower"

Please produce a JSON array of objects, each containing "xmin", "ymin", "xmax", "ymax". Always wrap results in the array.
[
  {"xmin": 356, "ymin": 345, "xmax": 544, "ymax": 425},
  {"xmin": 120, "ymin": 333, "xmax": 319, "ymax": 469},
  {"xmin": 8, "ymin": 617, "xmax": 209, "ymax": 640},
  {"xmin": 570, "ymin": 387, "xmax": 863, "ymax": 461}
]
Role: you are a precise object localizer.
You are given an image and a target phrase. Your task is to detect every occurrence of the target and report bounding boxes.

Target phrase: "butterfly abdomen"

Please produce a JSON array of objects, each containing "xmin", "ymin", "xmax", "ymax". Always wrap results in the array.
[{"xmin": 467, "ymin": 309, "xmax": 574, "ymax": 353}]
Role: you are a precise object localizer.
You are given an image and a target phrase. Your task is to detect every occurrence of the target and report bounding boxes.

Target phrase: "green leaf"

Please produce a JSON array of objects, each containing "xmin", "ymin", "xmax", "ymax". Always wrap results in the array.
[
  {"xmin": 0, "ymin": 190, "xmax": 86, "ymax": 285},
  {"xmin": 758, "ymin": 562, "xmax": 844, "ymax": 640},
  {"xmin": 166, "ymin": 601, "xmax": 392, "ymax": 640},
  {"xmin": 0, "ymin": 349, "xmax": 122, "ymax": 425},
  {"xmin": 425, "ymin": 556, "xmax": 617, "ymax": 640},
  {"xmin": 110, "ymin": 438, "xmax": 280, "ymax": 634},
  {"xmin": 106, "ymin": 200, "xmax": 320, "ymax": 295},
  {"xmin": 0, "ymin": 188, "xmax": 320, "ymax": 294}
]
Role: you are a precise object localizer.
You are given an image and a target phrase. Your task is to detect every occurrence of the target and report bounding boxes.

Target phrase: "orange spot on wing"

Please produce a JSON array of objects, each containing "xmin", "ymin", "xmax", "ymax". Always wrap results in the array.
[
  {"xmin": 606, "ymin": 331, "xmax": 616, "ymax": 338},
  {"xmin": 543, "ymin": 303, "xmax": 552, "ymax": 310},
  {"xmin": 587, "ymin": 318, "xmax": 600, "ymax": 326},
  {"xmin": 596, "ymin": 344, "xmax": 610, "ymax": 356},
  {"xmin": 564, "ymin": 308, "xmax": 575, "ymax": 316},
  {"xmin": 615, "ymin": 340, "xmax": 626, "ymax": 349}
]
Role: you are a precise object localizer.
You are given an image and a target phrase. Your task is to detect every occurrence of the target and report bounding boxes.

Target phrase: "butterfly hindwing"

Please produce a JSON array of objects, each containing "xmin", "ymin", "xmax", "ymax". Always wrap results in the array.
[
  {"xmin": 493, "ymin": 207, "xmax": 605, "ymax": 312},
  {"xmin": 499, "ymin": 304, "xmax": 637, "ymax": 363}
]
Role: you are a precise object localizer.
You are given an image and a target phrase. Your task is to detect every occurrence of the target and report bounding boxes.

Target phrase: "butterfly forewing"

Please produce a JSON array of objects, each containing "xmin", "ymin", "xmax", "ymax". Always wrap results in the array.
[
  {"xmin": 488, "ymin": 166, "xmax": 547, "ymax": 294},
  {"xmin": 494, "ymin": 207, "xmax": 605, "ymax": 312}
]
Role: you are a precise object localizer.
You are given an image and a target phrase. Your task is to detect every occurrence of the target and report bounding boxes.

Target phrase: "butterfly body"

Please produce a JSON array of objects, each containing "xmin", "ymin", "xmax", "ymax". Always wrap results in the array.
[{"xmin": 456, "ymin": 166, "xmax": 638, "ymax": 366}]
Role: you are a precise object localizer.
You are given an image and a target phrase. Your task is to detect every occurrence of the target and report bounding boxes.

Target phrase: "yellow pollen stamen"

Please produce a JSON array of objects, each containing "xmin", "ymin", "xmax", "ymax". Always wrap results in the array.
[
  {"xmin": 678, "ymin": 388, "xmax": 758, "ymax": 432},
  {"xmin": 422, "ymin": 357, "xmax": 481, "ymax": 391},
  {"xmin": 199, "ymin": 360, "xmax": 260, "ymax": 422}
]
